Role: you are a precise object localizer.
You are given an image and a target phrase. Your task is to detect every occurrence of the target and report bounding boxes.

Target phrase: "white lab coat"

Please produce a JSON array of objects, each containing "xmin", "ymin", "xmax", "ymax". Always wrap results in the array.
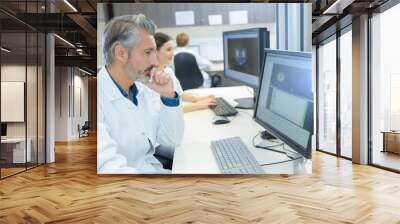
[
  {"xmin": 97, "ymin": 67, "xmax": 184, "ymax": 174},
  {"xmin": 148, "ymin": 66, "xmax": 183, "ymax": 160},
  {"xmin": 174, "ymin": 47, "xmax": 212, "ymax": 88}
]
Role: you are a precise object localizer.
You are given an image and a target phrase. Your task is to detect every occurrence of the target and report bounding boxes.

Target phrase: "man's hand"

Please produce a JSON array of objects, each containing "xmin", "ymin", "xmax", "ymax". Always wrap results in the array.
[{"xmin": 145, "ymin": 68, "xmax": 175, "ymax": 98}]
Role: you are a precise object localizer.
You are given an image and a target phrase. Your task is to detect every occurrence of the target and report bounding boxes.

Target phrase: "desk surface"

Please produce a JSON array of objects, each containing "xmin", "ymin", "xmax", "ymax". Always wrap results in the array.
[
  {"xmin": 381, "ymin": 131, "xmax": 400, "ymax": 134},
  {"xmin": 1, "ymin": 138, "xmax": 26, "ymax": 143},
  {"xmin": 172, "ymin": 86, "xmax": 311, "ymax": 174}
]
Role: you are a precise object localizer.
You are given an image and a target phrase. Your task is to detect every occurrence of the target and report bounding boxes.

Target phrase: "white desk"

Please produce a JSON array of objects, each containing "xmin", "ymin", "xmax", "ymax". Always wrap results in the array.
[
  {"xmin": 172, "ymin": 86, "xmax": 311, "ymax": 174},
  {"xmin": 1, "ymin": 138, "xmax": 31, "ymax": 163}
]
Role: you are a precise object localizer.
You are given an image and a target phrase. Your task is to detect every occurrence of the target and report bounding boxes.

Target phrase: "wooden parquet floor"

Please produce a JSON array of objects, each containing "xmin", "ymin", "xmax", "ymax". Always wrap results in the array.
[{"xmin": 1, "ymin": 134, "xmax": 400, "ymax": 223}]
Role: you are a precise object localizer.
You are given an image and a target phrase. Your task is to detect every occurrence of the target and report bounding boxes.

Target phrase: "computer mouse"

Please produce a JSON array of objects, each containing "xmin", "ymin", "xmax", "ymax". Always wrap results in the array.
[{"xmin": 212, "ymin": 116, "xmax": 230, "ymax": 125}]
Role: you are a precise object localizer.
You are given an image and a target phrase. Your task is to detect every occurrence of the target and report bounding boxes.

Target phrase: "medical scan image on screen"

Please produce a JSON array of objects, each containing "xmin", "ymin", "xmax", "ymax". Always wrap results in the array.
[
  {"xmin": 227, "ymin": 38, "xmax": 259, "ymax": 76},
  {"xmin": 265, "ymin": 62, "xmax": 313, "ymax": 136}
]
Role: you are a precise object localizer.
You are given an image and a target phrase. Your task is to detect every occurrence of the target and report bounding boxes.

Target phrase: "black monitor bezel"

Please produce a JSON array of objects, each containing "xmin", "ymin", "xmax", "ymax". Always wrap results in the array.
[
  {"xmin": 222, "ymin": 28, "xmax": 268, "ymax": 89},
  {"xmin": 253, "ymin": 49, "xmax": 313, "ymax": 159}
]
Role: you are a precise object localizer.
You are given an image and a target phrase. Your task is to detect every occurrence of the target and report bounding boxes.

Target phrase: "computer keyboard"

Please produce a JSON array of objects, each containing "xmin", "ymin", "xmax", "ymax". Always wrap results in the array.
[
  {"xmin": 211, "ymin": 137, "xmax": 265, "ymax": 174},
  {"xmin": 210, "ymin": 97, "xmax": 238, "ymax": 116}
]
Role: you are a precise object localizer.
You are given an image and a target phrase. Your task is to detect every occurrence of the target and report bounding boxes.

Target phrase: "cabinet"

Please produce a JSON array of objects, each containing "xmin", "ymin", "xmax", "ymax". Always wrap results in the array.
[{"xmin": 382, "ymin": 131, "xmax": 400, "ymax": 154}]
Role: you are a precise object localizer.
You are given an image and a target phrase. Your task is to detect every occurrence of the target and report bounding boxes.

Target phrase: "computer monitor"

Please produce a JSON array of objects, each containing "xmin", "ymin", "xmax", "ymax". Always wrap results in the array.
[
  {"xmin": 223, "ymin": 28, "xmax": 269, "ymax": 109},
  {"xmin": 254, "ymin": 49, "xmax": 313, "ymax": 159},
  {"xmin": 1, "ymin": 123, "xmax": 7, "ymax": 137}
]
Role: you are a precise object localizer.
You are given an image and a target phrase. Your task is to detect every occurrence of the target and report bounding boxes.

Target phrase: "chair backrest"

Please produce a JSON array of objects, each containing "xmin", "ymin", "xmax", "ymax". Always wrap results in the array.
[
  {"xmin": 174, "ymin": 52, "xmax": 204, "ymax": 90},
  {"xmin": 82, "ymin": 121, "xmax": 90, "ymax": 129}
]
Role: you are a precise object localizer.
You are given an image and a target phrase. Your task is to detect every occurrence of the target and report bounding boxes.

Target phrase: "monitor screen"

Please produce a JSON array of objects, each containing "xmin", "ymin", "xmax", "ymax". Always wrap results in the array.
[
  {"xmin": 223, "ymin": 28, "xmax": 269, "ymax": 88},
  {"xmin": 227, "ymin": 37, "xmax": 259, "ymax": 77},
  {"xmin": 254, "ymin": 49, "xmax": 313, "ymax": 159}
]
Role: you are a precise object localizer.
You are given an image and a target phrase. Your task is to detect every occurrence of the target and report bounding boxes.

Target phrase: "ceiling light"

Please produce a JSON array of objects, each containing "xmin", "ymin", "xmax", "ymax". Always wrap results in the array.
[
  {"xmin": 54, "ymin": 34, "xmax": 75, "ymax": 48},
  {"xmin": 1, "ymin": 47, "xmax": 11, "ymax": 53},
  {"xmin": 63, "ymin": 0, "xmax": 78, "ymax": 12},
  {"xmin": 78, "ymin": 68, "xmax": 93, "ymax": 76},
  {"xmin": 323, "ymin": 0, "xmax": 354, "ymax": 15}
]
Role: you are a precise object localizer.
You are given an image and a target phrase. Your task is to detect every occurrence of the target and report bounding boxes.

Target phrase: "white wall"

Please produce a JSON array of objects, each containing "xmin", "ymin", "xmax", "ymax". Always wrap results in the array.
[
  {"xmin": 287, "ymin": 4, "xmax": 301, "ymax": 51},
  {"xmin": 276, "ymin": 3, "xmax": 311, "ymax": 52},
  {"xmin": 1, "ymin": 65, "xmax": 26, "ymax": 139},
  {"xmin": 55, "ymin": 67, "xmax": 89, "ymax": 141},
  {"xmin": 97, "ymin": 3, "xmax": 275, "ymax": 66},
  {"xmin": 72, "ymin": 73, "xmax": 89, "ymax": 138},
  {"xmin": 1, "ymin": 65, "xmax": 26, "ymax": 82},
  {"xmin": 1, "ymin": 82, "xmax": 24, "ymax": 122},
  {"xmin": 1, "ymin": 64, "xmax": 46, "ymax": 164},
  {"xmin": 97, "ymin": 22, "xmax": 275, "ymax": 64},
  {"xmin": 158, "ymin": 23, "xmax": 276, "ymax": 62},
  {"xmin": 55, "ymin": 67, "xmax": 68, "ymax": 141},
  {"xmin": 1, "ymin": 65, "xmax": 34, "ymax": 138}
]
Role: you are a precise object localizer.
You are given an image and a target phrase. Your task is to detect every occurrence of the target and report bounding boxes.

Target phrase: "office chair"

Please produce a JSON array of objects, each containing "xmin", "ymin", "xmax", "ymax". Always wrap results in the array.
[
  {"xmin": 154, "ymin": 145, "xmax": 174, "ymax": 170},
  {"xmin": 174, "ymin": 52, "xmax": 204, "ymax": 90},
  {"xmin": 78, "ymin": 121, "xmax": 90, "ymax": 138},
  {"xmin": 211, "ymin": 73, "xmax": 222, "ymax": 87}
]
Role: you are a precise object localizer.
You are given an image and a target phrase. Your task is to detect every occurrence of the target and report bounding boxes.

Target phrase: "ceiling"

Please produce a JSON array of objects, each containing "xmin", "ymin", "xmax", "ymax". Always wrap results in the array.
[
  {"xmin": 311, "ymin": 0, "xmax": 390, "ymax": 44},
  {"xmin": 0, "ymin": 0, "xmax": 97, "ymax": 74}
]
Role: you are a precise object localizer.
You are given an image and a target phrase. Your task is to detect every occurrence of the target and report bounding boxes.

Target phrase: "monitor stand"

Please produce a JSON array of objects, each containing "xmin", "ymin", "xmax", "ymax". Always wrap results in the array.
[
  {"xmin": 235, "ymin": 87, "xmax": 258, "ymax": 109},
  {"xmin": 259, "ymin": 142, "xmax": 302, "ymax": 160},
  {"xmin": 234, "ymin": 97, "xmax": 255, "ymax": 109},
  {"xmin": 256, "ymin": 131, "xmax": 303, "ymax": 160}
]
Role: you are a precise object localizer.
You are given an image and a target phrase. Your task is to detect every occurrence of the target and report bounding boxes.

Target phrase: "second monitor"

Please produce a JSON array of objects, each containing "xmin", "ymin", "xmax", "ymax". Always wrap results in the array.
[
  {"xmin": 223, "ymin": 28, "xmax": 270, "ymax": 109},
  {"xmin": 255, "ymin": 49, "xmax": 313, "ymax": 159}
]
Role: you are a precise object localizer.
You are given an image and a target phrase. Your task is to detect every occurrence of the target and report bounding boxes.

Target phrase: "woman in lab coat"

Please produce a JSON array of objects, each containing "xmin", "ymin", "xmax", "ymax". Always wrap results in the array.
[
  {"xmin": 97, "ymin": 15, "xmax": 184, "ymax": 174},
  {"xmin": 154, "ymin": 32, "xmax": 217, "ymax": 113}
]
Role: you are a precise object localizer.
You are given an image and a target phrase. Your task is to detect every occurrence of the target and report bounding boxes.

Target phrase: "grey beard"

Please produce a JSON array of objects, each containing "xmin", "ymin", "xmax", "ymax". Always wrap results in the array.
[
  {"xmin": 123, "ymin": 68, "xmax": 149, "ymax": 83},
  {"xmin": 135, "ymin": 73, "xmax": 151, "ymax": 84}
]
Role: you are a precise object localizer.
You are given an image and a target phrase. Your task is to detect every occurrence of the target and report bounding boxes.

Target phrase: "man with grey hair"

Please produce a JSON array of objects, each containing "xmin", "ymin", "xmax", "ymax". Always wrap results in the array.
[{"xmin": 97, "ymin": 14, "xmax": 183, "ymax": 174}]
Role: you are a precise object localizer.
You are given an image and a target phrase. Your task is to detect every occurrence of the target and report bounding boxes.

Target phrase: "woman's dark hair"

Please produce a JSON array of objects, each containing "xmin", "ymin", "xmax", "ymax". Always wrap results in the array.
[{"xmin": 154, "ymin": 32, "xmax": 173, "ymax": 50}]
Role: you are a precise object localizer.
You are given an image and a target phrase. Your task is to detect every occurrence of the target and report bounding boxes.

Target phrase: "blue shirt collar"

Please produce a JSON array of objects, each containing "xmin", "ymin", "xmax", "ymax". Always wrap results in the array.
[{"xmin": 107, "ymin": 69, "xmax": 139, "ymax": 106}]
